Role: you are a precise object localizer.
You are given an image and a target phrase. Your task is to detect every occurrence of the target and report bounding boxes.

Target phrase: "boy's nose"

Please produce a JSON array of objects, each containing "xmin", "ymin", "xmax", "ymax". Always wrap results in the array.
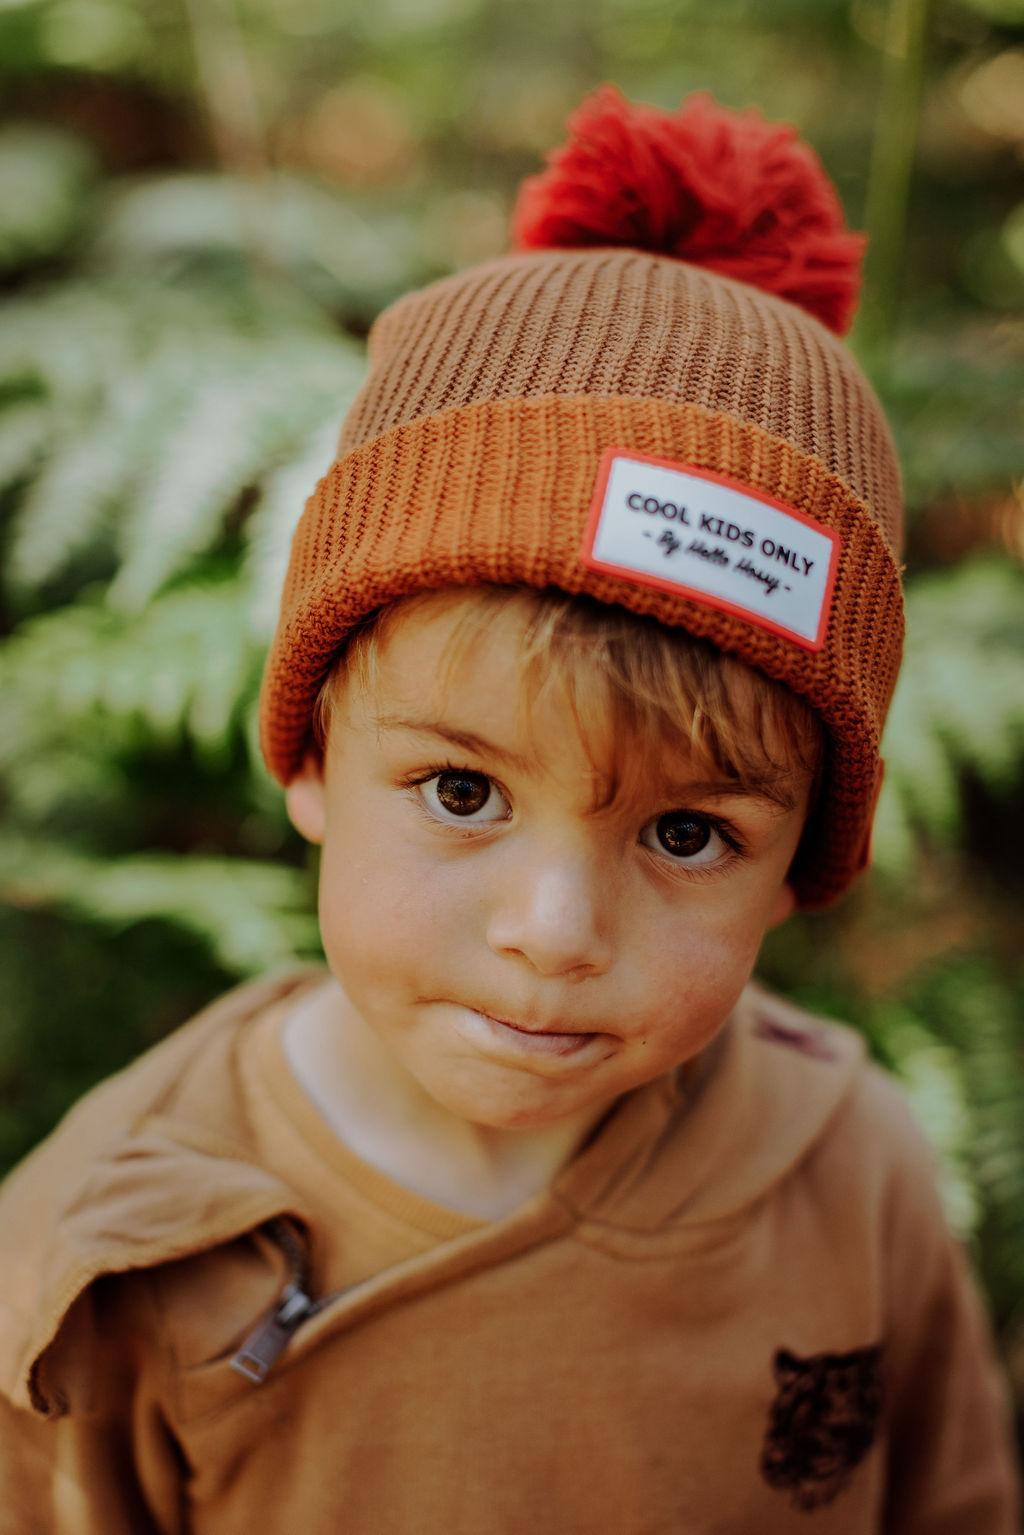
[{"xmin": 485, "ymin": 846, "xmax": 614, "ymax": 980}]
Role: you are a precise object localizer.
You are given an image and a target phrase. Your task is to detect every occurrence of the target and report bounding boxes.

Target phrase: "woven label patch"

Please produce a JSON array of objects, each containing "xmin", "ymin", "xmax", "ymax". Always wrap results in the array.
[{"xmin": 581, "ymin": 450, "xmax": 840, "ymax": 651}]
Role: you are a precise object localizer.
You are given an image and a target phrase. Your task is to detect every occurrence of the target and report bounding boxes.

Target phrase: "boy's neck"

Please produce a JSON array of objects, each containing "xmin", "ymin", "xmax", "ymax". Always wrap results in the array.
[{"xmin": 281, "ymin": 977, "xmax": 618, "ymax": 1222}]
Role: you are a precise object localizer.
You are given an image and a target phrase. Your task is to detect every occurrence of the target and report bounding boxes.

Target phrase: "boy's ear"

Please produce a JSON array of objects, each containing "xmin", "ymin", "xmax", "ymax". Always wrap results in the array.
[
  {"xmin": 285, "ymin": 752, "xmax": 327, "ymax": 845},
  {"xmin": 766, "ymin": 881, "xmax": 797, "ymax": 929}
]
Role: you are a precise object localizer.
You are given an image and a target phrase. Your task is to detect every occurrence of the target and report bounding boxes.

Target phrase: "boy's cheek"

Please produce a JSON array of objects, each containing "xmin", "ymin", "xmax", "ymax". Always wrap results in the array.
[
  {"xmin": 317, "ymin": 836, "xmax": 461, "ymax": 974},
  {"xmin": 320, "ymin": 854, "xmax": 415, "ymax": 945},
  {"xmin": 630, "ymin": 922, "xmax": 759, "ymax": 1037}
]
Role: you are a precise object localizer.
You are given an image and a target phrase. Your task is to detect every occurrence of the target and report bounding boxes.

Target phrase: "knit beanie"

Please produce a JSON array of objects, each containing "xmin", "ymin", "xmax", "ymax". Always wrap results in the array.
[{"xmin": 259, "ymin": 85, "xmax": 905, "ymax": 909}]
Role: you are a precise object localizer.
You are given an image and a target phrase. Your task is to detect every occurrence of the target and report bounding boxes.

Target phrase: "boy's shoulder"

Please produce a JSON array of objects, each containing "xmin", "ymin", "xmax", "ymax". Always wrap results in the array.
[
  {"xmin": 0, "ymin": 966, "xmax": 323, "ymax": 1414},
  {"xmin": 734, "ymin": 983, "xmax": 940, "ymax": 1196},
  {"xmin": 616, "ymin": 980, "xmax": 943, "ymax": 1237},
  {"xmin": 742, "ymin": 982, "xmax": 935, "ymax": 1159}
]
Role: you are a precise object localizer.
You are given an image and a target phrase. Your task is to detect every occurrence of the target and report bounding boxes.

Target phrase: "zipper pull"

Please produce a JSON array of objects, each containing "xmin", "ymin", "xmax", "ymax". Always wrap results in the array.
[{"xmin": 230, "ymin": 1282, "xmax": 317, "ymax": 1384}]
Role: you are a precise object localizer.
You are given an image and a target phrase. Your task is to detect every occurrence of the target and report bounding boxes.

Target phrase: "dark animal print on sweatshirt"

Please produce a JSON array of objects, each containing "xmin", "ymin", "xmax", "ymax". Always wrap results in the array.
[{"xmin": 760, "ymin": 1343, "xmax": 884, "ymax": 1510}]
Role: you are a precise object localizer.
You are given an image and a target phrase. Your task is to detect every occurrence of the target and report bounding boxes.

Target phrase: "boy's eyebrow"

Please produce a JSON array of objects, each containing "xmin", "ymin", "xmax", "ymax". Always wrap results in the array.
[
  {"xmin": 371, "ymin": 715, "xmax": 536, "ymax": 775},
  {"xmin": 372, "ymin": 714, "xmax": 800, "ymax": 813},
  {"xmin": 661, "ymin": 776, "xmax": 799, "ymax": 814}
]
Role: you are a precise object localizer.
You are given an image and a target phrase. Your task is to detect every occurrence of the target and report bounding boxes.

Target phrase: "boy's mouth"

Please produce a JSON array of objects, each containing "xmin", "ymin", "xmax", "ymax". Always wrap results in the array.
[{"xmin": 458, "ymin": 1006, "xmax": 602, "ymax": 1060}]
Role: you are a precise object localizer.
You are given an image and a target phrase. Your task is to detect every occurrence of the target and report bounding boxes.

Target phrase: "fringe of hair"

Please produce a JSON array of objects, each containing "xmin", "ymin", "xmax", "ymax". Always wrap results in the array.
[{"xmin": 311, "ymin": 586, "xmax": 824, "ymax": 815}]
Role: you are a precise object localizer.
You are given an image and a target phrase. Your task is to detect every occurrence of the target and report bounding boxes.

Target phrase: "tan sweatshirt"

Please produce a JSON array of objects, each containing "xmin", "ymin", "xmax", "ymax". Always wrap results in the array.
[{"xmin": 0, "ymin": 968, "xmax": 1018, "ymax": 1534}]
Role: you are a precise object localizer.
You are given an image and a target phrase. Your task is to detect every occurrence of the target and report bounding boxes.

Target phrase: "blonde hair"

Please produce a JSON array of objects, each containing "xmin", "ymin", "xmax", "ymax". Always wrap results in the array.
[{"xmin": 311, "ymin": 586, "xmax": 823, "ymax": 821}]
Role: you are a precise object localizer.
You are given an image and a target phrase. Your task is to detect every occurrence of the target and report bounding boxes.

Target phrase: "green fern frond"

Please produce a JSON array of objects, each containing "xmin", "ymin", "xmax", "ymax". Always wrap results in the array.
[
  {"xmin": 0, "ymin": 283, "xmax": 137, "ymax": 406},
  {"xmin": 0, "ymin": 124, "xmax": 99, "ymax": 272},
  {"xmin": 874, "ymin": 556, "xmax": 1024, "ymax": 873},
  {"xmin": 243, "ymin": 417, "xmax": 346, "ymax": 641},
  {"xmin": 0, "ymin": 398, "xmax": 51, "ymax": 492},
  {"xmin": 873, "ymin": 1004, "xmax": 979, "ymax": 1237},
  {"xmin": 1, "ymin": 741, "xmax": 140, "ymax": 835},
  {"xmin": 873, "ymin": 329, "xmax": 1024, "ymax": 509},
  {"xmin": 0, "ymin": 832, "xmax": 321, "ymax": 975},
  {"xmin": 909, "ymin": 958, "xmax": 1024, "ymax": 1319},
  {"xmin": 95, "ymin": 172, "xmax": 425, "ymax": 319},
  {"xmin": 906, "ymin": 560, "xmax": 1024, "ymax": 791},
  {"xmin": 0, "ymin": 578, "xmax": 260, "ymax": 773},
  {"xmin": 108, "ymin": 334, "xmax": 363, "ymax": 612},
  {"xmin": 1, "ymin": 275, "xmax": 363, "ymax": 604},
  {"xmin": 5, "ymin": 392, "xmax": 150, "ymax": 592},
  {"xmin": 1, "ymin": 288, "xmax": 212, "ymax": 596}
]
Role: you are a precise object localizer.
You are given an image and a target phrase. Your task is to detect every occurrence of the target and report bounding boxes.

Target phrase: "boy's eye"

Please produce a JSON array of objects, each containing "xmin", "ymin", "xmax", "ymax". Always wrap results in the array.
[
  {"xmin": 420, "ymin": 769, "xmax": 509, "ymax": 823},
  {"xmin": 641, "ymin": 811, "xmax": 729, "ymax": 866}
]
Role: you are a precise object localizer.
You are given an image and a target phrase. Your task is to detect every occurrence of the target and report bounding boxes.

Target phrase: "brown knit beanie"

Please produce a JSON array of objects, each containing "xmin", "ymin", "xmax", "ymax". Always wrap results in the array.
[{"xmin": 259, "ymin": 85, "xmax": 905, "ymax": 909}]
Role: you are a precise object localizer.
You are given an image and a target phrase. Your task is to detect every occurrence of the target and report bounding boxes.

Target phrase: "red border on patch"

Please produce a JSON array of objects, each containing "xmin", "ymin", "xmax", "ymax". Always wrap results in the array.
[{"xmin": 580, "ymin": 446, "xmax": 841, "ymax": 653}]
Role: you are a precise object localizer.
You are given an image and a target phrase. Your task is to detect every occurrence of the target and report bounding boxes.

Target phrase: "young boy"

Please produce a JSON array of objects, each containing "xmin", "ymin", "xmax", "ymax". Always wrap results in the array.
[{"xmin": 0, "ymin": 87, "xmax": 1019, "ymax": 1533}]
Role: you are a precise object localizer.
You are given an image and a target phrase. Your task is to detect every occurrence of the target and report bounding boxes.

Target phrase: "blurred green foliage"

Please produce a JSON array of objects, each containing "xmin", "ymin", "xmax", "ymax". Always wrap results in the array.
[{"xmin": 0, "ymin": 0, "xmax": 1022, "ymax": 1431}]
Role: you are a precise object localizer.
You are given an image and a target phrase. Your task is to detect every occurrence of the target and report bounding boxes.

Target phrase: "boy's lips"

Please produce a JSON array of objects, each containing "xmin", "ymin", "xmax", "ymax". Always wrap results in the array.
[
  {"xmin": 456, "ymin": 1005, "xmax": 605, "ymax": 1060},
  {"xmin": 473, "ymin": 1005, "xmax": 600, "ymax": 1037}
]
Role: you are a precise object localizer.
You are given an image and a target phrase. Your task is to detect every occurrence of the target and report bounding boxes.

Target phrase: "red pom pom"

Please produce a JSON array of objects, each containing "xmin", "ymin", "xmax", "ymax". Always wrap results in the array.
[{"xmin": 511, "ymin": 84, "xmax": 865, "ymax": 336}]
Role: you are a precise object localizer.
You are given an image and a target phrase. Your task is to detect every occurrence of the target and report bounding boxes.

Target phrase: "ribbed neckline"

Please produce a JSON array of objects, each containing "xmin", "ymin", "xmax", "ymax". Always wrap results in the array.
[{"xmin": 249, "ymin": 982, "xmax": 485, "ymax": 1243}]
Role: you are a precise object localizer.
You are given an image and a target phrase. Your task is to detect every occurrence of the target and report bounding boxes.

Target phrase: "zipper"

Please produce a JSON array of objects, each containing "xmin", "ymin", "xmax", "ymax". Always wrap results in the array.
[
  {"xmin": 230, "ymin": 1218, "xmax": 338, "ymax": 1384},
  {"xmin": 230, "ymin": 1282, "xmax": 319, "ymax": 1383}
]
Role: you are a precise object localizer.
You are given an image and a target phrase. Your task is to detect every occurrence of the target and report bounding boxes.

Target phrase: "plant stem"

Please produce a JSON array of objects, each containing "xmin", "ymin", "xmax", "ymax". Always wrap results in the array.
[
  {"xmin": 857, "ymin": 0, "xmax": 931, "ymax": 361},
  {"xmin": 180, "ymin": 0, "xmax": 278, "ymax": 270}
]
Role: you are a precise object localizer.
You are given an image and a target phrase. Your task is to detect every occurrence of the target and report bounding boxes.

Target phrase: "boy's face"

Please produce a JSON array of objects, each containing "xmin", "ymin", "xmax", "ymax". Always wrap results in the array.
[{"xmin": 286, "ymin": 592, "xmax": 811, "ymax": 1135}]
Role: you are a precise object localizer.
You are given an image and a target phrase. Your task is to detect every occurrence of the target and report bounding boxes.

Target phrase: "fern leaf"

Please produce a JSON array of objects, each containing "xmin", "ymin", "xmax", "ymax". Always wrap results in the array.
[
  {"xmin": 0, "ymin": 124, "xmax": 98, "ymax": 271},
  {"xmin": 875, "ymin": 1005, "xmax": 978, "ymax": 1237},
  {"xmin": 875, "ymin": 556, "xmax": 1024, "ymax": 871},
  {"xmin": 243, "ymin": 417, "xmax": 349, "ymax": 640},
  {"xmin": 874, "ymin": 329, "xmax": 1024, "ymax": 508},
  {"xmin": 0, "ymin": 580, "xmax": 260, "ymax": 769},
  {"xmin": 0, "ymin": 832, "xmax": 320, "ymax": 975},
  {"xmin": 1, "ymin": 274, "xmax": 362, "ymax": 605},
  {"xmin": 107, "ymin": 335, "xmax": 363, "ymax": 612},
  {"xmin": 0, "ymin": 399, "xmax": 52, "ymax": 493},
  {"xmin": 94, "ymin": 172, "xmax": 422, "ymax": 317},
  {"xmin": 919, "ymin": 959, "xmax": 1024, "ymax": 1317},
  {"xmin": 0, "ymin": 284, "xmax": 135, "ymax": 406},
  {"xmin": 4, "ymin": 392, "xmax": 149, "ymax": 594}
]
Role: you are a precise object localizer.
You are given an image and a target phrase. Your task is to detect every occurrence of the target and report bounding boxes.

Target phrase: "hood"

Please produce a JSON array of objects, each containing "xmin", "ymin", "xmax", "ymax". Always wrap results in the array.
[
  {"xmin": 0, "ymin": 970, "xmax": 316, "ymax": 1414},
  {"xmin": 0, "ymin": 969, "xmax": 865, "ymax": 1414}
]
